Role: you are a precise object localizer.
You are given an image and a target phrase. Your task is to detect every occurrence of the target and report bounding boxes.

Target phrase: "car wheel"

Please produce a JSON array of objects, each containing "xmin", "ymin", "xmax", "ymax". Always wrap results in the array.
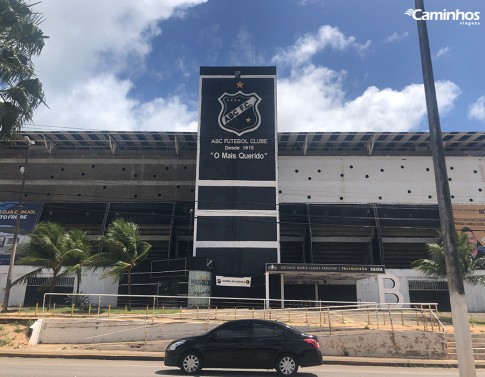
[
  {"xmin": 276, "ymin": 354, "xmax": 298, "ymax": 376},
  {"xmin": 180, "ymin": 351, "xmax": 203, "ymax": 375}
]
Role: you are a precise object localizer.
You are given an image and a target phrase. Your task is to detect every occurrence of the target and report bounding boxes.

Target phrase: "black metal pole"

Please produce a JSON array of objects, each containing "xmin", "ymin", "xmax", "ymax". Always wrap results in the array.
[
  {"xmin": 1, "ymin": 137, "xmax": 33, "ymax": 312},
  {"xmin": 414, "ymin": 0, "xmax": 475, "ymax": 375}
]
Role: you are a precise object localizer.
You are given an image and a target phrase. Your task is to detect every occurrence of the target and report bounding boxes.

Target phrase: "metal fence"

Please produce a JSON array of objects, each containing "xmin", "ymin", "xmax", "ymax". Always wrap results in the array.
[{"xmin": 32, "ymin": 293, "xmax": 445, "ymax": 334}]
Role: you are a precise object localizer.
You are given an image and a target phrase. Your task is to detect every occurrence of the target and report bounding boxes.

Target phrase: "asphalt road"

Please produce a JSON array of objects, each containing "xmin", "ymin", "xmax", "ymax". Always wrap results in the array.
[{"xmin": 0, "ymin": 358, "xmax": 484, "ymax": 377}]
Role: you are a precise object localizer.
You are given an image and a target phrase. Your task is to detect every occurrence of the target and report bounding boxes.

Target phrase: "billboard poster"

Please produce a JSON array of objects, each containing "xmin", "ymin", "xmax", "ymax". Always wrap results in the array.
[
  {"xmin": 0, "ymin": 202, "xmax": 42, "ymax": 265},
  {"xmin": 453, "ymin": 204, "xmax": 485, "ymax": 260},
  {"xmin": 187, "ymin": 270, "xmax": 212, "ymax": 307}
]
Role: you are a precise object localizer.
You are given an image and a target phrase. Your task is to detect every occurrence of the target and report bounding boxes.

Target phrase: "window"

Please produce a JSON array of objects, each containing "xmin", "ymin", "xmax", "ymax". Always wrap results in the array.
[
  {"xmin": 252, "ymin": 322, "xmax": 274, "ymax": 337},
  {"xmin": 215, "ymin": 321, "xmax": 248, "ymax": 338},
  {"xmin": 251, "ymin": 322, "xmax": 287, "ymax": 337}
]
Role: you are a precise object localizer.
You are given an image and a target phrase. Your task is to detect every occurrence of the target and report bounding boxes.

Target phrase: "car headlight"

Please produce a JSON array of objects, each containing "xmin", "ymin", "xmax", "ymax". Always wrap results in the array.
[{"xmin": 167, "ymin": 340, "xmax": 186, "ymax": 351}]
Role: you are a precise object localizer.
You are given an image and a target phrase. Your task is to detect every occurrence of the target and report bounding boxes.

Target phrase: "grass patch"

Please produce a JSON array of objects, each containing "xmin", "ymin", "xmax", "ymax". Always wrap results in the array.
[
  {"xmin": 0, "ymin": 338, "xmax": 12, "ymax": 347},
  {"xmin": 438, "ymin": 313, "xmax": 485, "ymax": 326},
  {"xmin": 1, "ymin": 306, "xmax": 180, "ymax": 316},
  {"xmin": 13, "ymin": 323, "xmax": 25, "ymax": 333}
]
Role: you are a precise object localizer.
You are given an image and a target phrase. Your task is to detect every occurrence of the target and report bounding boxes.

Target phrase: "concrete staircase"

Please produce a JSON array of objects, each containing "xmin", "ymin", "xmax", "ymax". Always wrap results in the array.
[{"xmin": 446, "ymin": 333, "xmax": 485, "ymax": 360}]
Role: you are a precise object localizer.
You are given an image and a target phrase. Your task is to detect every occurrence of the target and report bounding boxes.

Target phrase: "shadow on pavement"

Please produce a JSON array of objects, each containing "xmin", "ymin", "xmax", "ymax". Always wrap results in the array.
[{"xmin": 155, "ymin": 369, "xmax": 318, "ymax": 377}]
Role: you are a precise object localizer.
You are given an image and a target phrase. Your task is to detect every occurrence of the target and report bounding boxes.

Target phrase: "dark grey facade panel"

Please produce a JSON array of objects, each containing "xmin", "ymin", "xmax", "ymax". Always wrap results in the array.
[
  {"xmin": 196, "ymin": 247, "xmax": 278, "ymax": 276},
  {"xmin": 196, "ymin": 216, "xmax": 278, "ymax": 242},
  {"xmin": 197, "ymin": 186, "xmax": 276, "ymax": 210}
]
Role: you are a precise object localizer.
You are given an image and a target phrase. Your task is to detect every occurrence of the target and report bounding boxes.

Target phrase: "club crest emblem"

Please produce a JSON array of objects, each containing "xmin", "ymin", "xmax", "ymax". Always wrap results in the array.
[{"xmin": 218, "ymin": 91, "xmax": 262, "ymax": 136}]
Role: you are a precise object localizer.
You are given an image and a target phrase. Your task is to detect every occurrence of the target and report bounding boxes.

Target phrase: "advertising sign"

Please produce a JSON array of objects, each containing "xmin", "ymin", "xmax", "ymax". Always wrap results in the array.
[
  {"xmin": 216, "ymin": 276, "xmax": 251, "ymax": 287},
  {"xmin": 0, "ymin": 202, "xmax": 42, "ymax": 265},
  {"xmin": 453, "ymin": 204, "xmax": 485, "ymax": 259},
  {"xmin": 187, "ymin": 270, "xmax": 212, "ymax": 307}
]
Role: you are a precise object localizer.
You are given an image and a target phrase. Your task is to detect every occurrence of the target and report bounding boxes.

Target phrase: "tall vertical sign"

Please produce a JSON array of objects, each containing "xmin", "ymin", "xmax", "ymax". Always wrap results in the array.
[{"xmin": 193, "ymin": 66, "xmax": 279, "ymax": 296}]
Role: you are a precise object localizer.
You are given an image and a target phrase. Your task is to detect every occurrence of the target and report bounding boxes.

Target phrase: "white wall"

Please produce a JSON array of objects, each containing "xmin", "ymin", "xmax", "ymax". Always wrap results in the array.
[
  {"xmin": 0, "ymin": 265, "xmax": 37, "ymax": 306},
  {"xmin": 0, "ymin": 266, "xmax": 118, "ymax": 307},
  {"xmin": 278, "ymin": 155, "xmax": 485, "ymax": 205},
  {"xmin": 357, "ymin": 269, "xmax": 485, "ymax": 312}
]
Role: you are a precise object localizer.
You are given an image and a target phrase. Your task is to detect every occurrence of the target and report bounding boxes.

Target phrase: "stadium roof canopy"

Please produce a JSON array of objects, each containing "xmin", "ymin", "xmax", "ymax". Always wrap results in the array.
[{"xmin": 5, "ymin": 131, "xmax": 485, "ymax": 156}]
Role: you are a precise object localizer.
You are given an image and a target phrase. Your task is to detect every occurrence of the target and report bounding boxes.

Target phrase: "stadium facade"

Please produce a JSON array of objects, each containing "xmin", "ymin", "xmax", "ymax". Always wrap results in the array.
[{"xmin": 1, "ymin": 67, "xmax": 484, "ymax": 311}]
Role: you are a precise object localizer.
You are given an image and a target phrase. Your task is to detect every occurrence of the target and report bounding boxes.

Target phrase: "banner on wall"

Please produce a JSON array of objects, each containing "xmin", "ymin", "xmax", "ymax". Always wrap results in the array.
[
  {"xmin": 0, "ymin": 202, "xmax": 42, "ymax": 265},
  {"xmin": 216, "ymin": 276, "xmax": 251, "ymax": 287},
  {"xmin": 453, "ymin": 204, "xmax": 485, "ymax": 259}
]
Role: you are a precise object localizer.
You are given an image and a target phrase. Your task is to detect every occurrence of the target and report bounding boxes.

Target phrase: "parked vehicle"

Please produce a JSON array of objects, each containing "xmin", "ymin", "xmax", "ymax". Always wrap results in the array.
[{"xmin": 164, "ymin": 319, "xmax": 323, "ymax": 375}]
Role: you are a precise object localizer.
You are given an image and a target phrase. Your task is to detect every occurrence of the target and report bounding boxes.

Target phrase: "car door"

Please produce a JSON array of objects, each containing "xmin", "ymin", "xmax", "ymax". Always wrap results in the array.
[
  {"xmin": 241, "ymin": 321, "xmax": 286, "ymax": 369},
  {"xmin": 202, "ymin": 320, "xmax": 249, "ymax": 368}
]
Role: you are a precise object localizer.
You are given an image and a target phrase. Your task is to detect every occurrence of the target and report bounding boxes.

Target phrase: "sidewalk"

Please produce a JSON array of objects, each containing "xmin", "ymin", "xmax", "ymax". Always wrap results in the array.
[{"xmin": 0, "ymin": 341, "xmax": 483, "ymax": 368}]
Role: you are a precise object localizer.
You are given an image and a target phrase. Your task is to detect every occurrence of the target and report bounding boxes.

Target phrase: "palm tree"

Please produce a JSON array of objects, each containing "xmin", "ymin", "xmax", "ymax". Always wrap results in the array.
[
  {"xmin": 63, "ymin": 229, "xmax": 93, "ymax": 295},
  {"xmin": 0, "ymin": 0, "xmax": 48, "ymax": 139},
  {"xmin": 412, "ymin": 232, "xmax": 485, "ymax": 286},
  {"xmin": 90, "ymin": 219, "xmax": 152, "ymax": 309},
  {"xmin": 13, "ymin": 222, "xmax": 89, "ymax": 306}
]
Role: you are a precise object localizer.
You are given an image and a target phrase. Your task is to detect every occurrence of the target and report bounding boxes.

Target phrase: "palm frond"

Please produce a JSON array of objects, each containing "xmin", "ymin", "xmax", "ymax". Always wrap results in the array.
[
  {"xmin": 11, "ymin": 267, "xmax": 42, "ymax": 286},
  {"xmin": 94, "ymin": 219, "xmax": 152, "ymax": 289},
  {"xmin": 412, "ymin": 231, "xmax": 485, "ymax": 286},
  {"xmin": 13, "ymin": 221, "xmax": 93, "ymax": 290}
]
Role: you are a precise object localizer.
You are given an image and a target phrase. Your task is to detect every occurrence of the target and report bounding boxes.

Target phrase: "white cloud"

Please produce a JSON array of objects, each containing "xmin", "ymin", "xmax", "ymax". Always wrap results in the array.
[
  {"xmin": 384, "ymin": 32, "xmax": 409, "ymax": 44},
  {"xmin": 135, "ymin": 97, "xmax": 198, "ymax": 132},
  {"xmin": 272, "ymin": 25, "xmax": 461, "ymax": 132},
  {"xmin": 33, "ymin": 74, "xmax": 197, "ymax": 132},
  {"xmin": 29, "ymin": 5, "xmax": 461, "ymax": 135},
  {"xmin": 32, "ymin": 0, "xmax": 206, "ymax": 131},
  {"xmin": 228, "ymin": 27, "xmax": 254, "ymax": 66},
  {"xmin": 434, "ymin": 46, "xmax": 450, "ymax": 59},
  {"xmin": 277, "ymin": 65, "xmax": 461, "ymax": 132},
  {"xmin": 468, "ymin": 96, "xmax": 485, "ymax": 122},
  {"xmin": 272, "ymin": 25, "xmax": 371, "ymax": 67}
]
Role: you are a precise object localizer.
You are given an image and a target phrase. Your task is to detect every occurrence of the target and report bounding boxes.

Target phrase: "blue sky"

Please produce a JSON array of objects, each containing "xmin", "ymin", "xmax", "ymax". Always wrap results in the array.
[{"xmin": 29, "ymin": 0, "xmax": 484, "ymax": 133}]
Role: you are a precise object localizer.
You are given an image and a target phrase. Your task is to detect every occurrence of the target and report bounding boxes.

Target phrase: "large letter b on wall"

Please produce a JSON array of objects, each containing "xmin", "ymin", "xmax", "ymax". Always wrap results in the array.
[{"xmin": 378, "ymin": 273, "xmax": 404, "ymax": 307}]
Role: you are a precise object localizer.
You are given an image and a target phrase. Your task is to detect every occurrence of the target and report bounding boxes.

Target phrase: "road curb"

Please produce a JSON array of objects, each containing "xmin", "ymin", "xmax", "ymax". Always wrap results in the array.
[{"xmin": 1, "ymin": 351, "xmax": 481, "ymax": 368}]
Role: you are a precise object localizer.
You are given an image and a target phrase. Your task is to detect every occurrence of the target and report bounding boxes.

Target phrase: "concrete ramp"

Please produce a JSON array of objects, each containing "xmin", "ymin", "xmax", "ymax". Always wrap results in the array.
[
  {"xmin": 29, "ymin": 318, "xmax": 448, "ymax": 359},
  {"xmin": 30, "ymin": 318, "xmax": 218, "ymax": 345}
]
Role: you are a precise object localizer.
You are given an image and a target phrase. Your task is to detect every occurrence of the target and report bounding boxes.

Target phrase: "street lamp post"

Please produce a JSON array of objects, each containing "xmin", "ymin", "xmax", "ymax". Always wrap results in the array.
[
  {"xmin": 414, "ymin": 0, "xmax": 475, "ymax": 375},
  {"xmin": 1, "ymin": 136, "xmax": 35, "ymax": 312}
]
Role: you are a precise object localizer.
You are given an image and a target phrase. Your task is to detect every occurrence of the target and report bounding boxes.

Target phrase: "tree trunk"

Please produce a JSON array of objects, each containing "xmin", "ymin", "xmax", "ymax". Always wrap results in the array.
[
  {"xmin": 127, "ymin": 269, "xmax": 132, "ymax": 310},
  {"xmin": 47, "ymin": 271, "xmax": 57, "ymax": 308}
]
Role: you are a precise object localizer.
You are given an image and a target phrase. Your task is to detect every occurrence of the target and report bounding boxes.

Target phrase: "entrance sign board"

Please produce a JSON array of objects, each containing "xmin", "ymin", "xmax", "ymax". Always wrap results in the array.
[{"xmin": 266, "ymin": 263, "xmax": 386, "ymax": 274}]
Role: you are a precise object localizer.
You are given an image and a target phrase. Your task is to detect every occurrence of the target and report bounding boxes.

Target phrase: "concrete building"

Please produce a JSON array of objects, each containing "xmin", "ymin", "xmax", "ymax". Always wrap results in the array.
[
  {"xmin": 1, "ymin": 66, "xmax": 484, "ymax": 310},
  {"xmin": 1, "ymin": 129, "xmax": 484, "ymax": 310}
]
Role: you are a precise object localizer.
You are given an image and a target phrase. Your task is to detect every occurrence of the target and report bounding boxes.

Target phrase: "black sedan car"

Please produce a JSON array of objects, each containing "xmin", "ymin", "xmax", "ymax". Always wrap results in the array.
[{"xmin": 164, "ymin": 319, "xmax": 323, "ymax": 375}]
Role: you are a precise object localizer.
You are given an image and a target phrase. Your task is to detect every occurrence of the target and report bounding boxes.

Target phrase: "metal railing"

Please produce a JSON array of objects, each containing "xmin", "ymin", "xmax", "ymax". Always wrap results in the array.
[{"xmin": 35, "ymin": 293, "xmax": 445, "ymax": 334}]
